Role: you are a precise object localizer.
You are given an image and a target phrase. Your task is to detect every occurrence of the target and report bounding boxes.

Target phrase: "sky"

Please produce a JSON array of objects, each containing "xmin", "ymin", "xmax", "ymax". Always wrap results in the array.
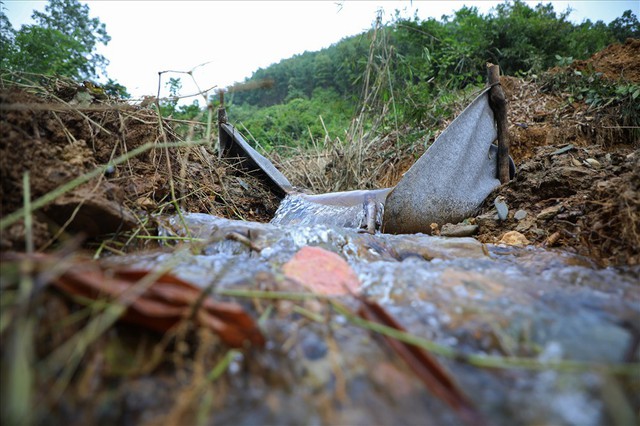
[{"xmin": 3, "ymin": 0, "xmax": 638, "ymax": 103}]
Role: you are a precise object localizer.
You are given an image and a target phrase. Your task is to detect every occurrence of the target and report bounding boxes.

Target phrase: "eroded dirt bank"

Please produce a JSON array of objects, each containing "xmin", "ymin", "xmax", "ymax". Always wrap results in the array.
[
  {"xmin": 0, "ymin": 83, "xmax": 279, "ymax": 252},
  {"xmin": 473, "ymin": 40, "xmax": 639, "ymax": 266}
]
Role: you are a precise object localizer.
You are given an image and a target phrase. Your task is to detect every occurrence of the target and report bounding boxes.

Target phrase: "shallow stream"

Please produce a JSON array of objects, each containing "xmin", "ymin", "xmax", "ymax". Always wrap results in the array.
[{"xmin": 114, "ymin": 213, "xmax": 639, "ymax": 425}]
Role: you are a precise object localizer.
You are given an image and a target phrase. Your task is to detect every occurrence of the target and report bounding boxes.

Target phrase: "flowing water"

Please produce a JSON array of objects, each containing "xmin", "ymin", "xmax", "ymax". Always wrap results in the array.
[
  {"xmin": 271, "ymin": 190, "xmax": 389, "ymax": 231},
  {"xmin": 113, "ymin": 213, "xmax": 639, "ymax": 425}
]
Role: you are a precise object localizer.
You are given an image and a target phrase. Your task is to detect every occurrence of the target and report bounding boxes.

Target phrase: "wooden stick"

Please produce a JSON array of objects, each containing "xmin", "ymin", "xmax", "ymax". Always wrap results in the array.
[
  {"xmin": 486, "ymin": 63, "xmax": 511, "ymax": 184},
  {"xmin": 217, "ymin": 89, "xmax": 230, "ymax": 156}
]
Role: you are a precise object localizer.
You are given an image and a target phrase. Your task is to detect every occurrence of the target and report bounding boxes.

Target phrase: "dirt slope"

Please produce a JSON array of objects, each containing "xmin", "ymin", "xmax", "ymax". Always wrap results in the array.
[
  {"xmin": 474, "ymin": 39, "xmax": 639, "ymax": 266},
  {"xmin": 0, "ymin": 83, "xmax": 280, "ymax": 251}
]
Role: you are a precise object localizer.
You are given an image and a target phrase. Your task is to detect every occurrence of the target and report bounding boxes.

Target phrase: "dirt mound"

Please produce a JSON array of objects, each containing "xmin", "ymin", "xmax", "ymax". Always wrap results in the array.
[
  {"xmin": 0, "ymin": 82, "xmax": 280, "ymax": 251},
  {"xmin": 2, "ymin": 37, "xmax": 638, "ymax": 266},
  {"xmin": 475, "ymin": 144, "xmax": 639, "ymax": 266},
  {"xmin": 471, "ymin": 40, "xmax": 640, "ymax": 266},
  {"xmin": 571, "ymin": 37, "xmax": 640, "ymax": 83},
  {"xmin": 503, "ymin": 39, "xmax": 639, "ymax": 163}
]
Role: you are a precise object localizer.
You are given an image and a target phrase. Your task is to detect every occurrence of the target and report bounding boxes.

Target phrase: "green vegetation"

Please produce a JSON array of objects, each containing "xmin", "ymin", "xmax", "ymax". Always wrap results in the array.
[
  {"xmin": 225, "ymin": 1, "xmax": 638, "ymax": 149},
  {"xmin": 0, "ymin": 0, "xmax": 128, "ymax": 97},
  {"xmin": 228, "ymin": 88, "xmax": 355, "ymax": 150},
  {"xmin": 2, "ymin": 0, "xmax": 638, "ymax": 148},
  {"xmin": 541, "ymin": 63, "xmax": 640, "ymax": 139}
]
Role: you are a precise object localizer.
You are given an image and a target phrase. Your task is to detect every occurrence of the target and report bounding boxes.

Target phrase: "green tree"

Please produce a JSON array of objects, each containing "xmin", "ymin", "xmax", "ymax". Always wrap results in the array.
[
  {"xmin": 608, "ymin": 10, "xmax": 640, "ymax": 42},
  {"xmin": 212, "ymin": 0, "xmax": 636, "ymax": 140},
  {"xmin": 159, "ymin": 77, "xmax": 182, "ymax": 116},
  {"xmin": 103, "ymin": 78, "xmax": 130, "ymax": 99},
  {"xmin": 2, "ymin": 0, "xmax": 111, "ymax": 79},
  {"xmin": 0, "ymin": 3, "xmax": 15, "ymax": 69}
]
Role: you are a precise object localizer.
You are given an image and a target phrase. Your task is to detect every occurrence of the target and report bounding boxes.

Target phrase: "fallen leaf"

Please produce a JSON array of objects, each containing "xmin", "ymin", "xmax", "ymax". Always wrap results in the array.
[
  {"xmin": 282, "ymin": 246, "xmax": 360, "ymax": 295},
  {"xmin": 6, "ymin": 253, "xmax": 264, "ymax": 348},
  {"xmin": 358, "ymin": 298, "xmax": 485, "ymax": 426}
]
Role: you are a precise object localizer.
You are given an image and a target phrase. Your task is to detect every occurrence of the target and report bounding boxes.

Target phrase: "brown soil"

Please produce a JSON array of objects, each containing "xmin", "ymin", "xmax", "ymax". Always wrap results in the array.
[
  {"xmin": 0, "ymin": 83, "xmax": 280, "ymax": 251},
  {"xmin": 475, "ymin": 144, "xmax": 639, "ymax": 266},
  {"xmin": 474, "ymin": 39, "xmax": 640, "ymax": 266},
  {"xmin": 570, "ymin": 37, "xmax": 640, "ymax": 83}
]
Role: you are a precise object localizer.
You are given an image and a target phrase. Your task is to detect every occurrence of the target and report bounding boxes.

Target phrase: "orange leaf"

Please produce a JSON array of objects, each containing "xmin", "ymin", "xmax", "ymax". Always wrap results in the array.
[{"xmin": 282, "ymin": 246, "xmax": 360, "ymax": 295}]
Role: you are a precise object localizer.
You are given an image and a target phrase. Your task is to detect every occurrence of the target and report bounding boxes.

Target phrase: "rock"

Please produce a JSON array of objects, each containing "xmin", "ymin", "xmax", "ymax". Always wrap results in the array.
[
  {"xmin": 494, "ymin": 196, "xmax": 509, "ymax": 221},
  {"xmin": 549, "ymin": 144, "xmax": 574, "ymax": 156},
  {"xmin": 498, "ymin": 230, "xmax": 530, "ymax": 246},
  {"xmin": 537, "ymin": 204, "xmax": 564, "ymax": 220},
  {"xmin": 440, "ymin": 223, "xmax": 479, "ymax": 237},
  {"xmin": 514, "ymin": 210, "xmax": 528, "ymax": 221},
  {"xmin": 557, "ymin": 166, "xmax": 592, "ymax": 177},
  {"xmin": 44, "ymin": 187, "xmax": 137, "ymax": 237},
  {"xmin": 515, "ymin": 218, "xmax": 535, "ymax": 233},
  {"xmin": 583, "ymin": 158, "xmax": 601, "ymax": 168},
  {"xmin": 475, "ymin": 211, "xmax": 499, "ymax": 229}
]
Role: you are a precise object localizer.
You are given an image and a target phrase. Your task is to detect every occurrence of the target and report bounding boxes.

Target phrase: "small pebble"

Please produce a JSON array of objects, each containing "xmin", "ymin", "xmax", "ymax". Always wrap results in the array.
[
  {"xmin": 537, "ymin": 204, "xmax": 563, "ymax": 220},
  {"xmin": 514, "ymin": 210, "xmax": 528, "ymax": 221},
  {"xmin": 498, "ymin": 230, "xmax": 530, "ymax": 246},
  {"xmin": 494, "ymin": 196, "xmax": 509, "ymax": 221},
  {"xmin": 549, "ymin": 144, "xmax": 574, "ymax": 156},
  {"xmin": 583, "ymin": 158, "xmax": 601, "ymax": 168},
  {"xmin": 440, "ymin": 223, "xmax": 479, "ymax": 237}
]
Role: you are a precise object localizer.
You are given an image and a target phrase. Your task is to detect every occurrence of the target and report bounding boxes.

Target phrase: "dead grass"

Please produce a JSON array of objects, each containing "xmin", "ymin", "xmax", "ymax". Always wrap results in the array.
[
  {"xmin": 272, "ymin": 15, "xmax": 427, "ymax": 193},
  {"xmin": 0, "ymin": 72, "xmax": 280, "ymax": 254}
]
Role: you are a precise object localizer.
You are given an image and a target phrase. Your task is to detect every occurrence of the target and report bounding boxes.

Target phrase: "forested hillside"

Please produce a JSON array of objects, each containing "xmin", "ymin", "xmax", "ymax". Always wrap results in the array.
[{"xmin": 222, "ymin": 1, "xmax": 638, "ymax": 149}]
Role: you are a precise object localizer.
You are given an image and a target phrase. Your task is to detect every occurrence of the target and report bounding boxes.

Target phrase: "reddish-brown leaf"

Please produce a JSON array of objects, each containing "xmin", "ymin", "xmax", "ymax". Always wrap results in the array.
[
  {"xmin": 15, "ymin": 255, "xmax": 266, "ymax": 348},
  {"xmin": 282, "ymin": 246, "xmax": 360, "ymax": 295},
  {"xmin": 358, "ymin": 298, "xmax": 485, "ymax": 426}
]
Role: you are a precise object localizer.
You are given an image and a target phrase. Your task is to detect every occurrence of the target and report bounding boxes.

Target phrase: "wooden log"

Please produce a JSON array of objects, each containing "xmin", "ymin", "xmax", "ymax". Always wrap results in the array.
[{"xmin": 486, "ymin": 63, "xmax": 511, "ymax": 184}]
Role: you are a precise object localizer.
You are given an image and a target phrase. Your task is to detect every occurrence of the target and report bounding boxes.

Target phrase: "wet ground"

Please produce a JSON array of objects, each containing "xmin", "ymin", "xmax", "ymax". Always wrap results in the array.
[
  {"xmin": 3, "ymin": 210, "xmax": 637, "ymax": 425},
  {"xmin": 94, "ymin": 213, "xmax": 638, "ymax": 425}
]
